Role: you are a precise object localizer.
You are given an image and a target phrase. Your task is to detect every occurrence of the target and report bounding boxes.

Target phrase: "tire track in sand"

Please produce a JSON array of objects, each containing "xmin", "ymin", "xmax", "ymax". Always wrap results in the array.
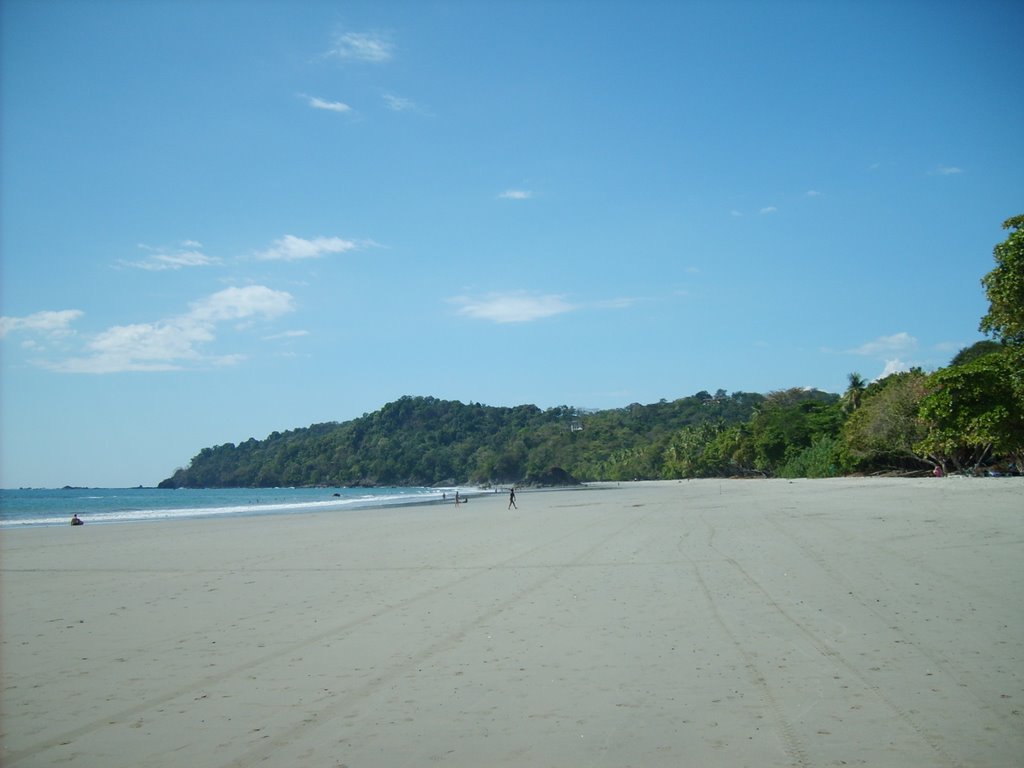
[
  {"xmin": 764, "ymin": 512, "xmax": 1020, "ymax": 734},
  {"xmin": 3, "ymin": 505, "xmax": 635, "ymax": 768},
  {"xmin": 216, "ymin": 508, "xmax": 661, "ymax": 768},
  {"xmin": 683, "ymin": 528, "xmax": 811, "ymax": 768},
  {"xmin": 698, "ymin": 513, "xmax": 963, "ymax": 768}
]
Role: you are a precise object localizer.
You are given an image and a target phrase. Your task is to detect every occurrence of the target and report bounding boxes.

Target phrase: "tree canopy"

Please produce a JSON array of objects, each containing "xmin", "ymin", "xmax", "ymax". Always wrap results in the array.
[
  {"xmin": 159, "ymin": 393, "xmax": 764, "ymax": 488},
  {"xmin": 917, "ymin": 346, "xmax": 1024, "ymax": 473},
  {"xmin": 980, "ymin": 214, "xmax": 1024, "ymax": 344}
]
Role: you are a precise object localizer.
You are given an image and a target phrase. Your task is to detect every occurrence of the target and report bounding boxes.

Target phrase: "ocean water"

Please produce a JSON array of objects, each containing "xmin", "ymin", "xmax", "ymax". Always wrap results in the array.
[{"xmin": 0, "ymin": 486, "xmax": 483, "ymax": 528}]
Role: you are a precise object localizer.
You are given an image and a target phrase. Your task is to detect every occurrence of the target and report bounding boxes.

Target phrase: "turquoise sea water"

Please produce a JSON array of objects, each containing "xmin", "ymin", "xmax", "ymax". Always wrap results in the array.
[{"xmin": 0, "ymin": 486, "xmax": 483, "ymax": 528}]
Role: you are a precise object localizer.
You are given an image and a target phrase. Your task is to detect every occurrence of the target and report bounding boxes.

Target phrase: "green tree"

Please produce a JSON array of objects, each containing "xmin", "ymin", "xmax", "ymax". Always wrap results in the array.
[
  {"xmin": 703, "ymin": 424, "xmax": 756, "ymax": 476},
  {"xmin": 980, "ymin": 214, "xmax": 1024, "ymax": 344},
  {"xmin": 842, "ymin": 369, "xmax": 930, "ymax": 472},
  {"xmin": 950, "ymin": 340, "xmax": 1003, "ymax": 367},
  {"xmin": 662, "ymin": 421, "xmax": 725, "ymax": 478},
  {"xmin": 746, "ymin": 389, "xmax": 842, "ymax": 475},
  {"xmin": 916, "ymin": 347, "xmax": 1024, "ymax": 473},
  {"xmin": 842, "ymin": 372, "xmax": 867, "ymax": 414},
  {"xmin": 778, "ymin": 435, "xmax": 841, "ymax": 478}
]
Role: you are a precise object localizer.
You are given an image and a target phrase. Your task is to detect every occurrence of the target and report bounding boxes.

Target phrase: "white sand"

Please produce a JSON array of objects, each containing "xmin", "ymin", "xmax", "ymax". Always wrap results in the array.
[{"xmin": 2, "ymin": 478, "xmax": 1022, "ymax": 767}]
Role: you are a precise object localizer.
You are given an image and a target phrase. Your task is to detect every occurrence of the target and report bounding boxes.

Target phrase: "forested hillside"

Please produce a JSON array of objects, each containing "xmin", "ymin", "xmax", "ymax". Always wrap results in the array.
[
  {"xmin": 158, "ymin": 391, "xmax": 767, "ymax": 488},
  {"xmin": 159, "ymin": 215, "xmax": 1023, "ymax": 489}
]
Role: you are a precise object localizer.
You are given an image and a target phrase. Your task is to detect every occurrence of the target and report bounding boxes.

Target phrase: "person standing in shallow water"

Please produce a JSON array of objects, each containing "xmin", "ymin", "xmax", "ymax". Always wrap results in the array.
[{"xmin": 508, "ymin": 487, "xmax": 517, "ymax": 510}]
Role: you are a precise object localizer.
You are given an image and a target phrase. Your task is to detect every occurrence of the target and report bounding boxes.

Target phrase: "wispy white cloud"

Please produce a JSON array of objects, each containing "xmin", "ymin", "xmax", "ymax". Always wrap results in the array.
[
  {"xmin": 931, "ymin": 165, "xmax": 963, "ymax": 176},
  {"xmin": 43, "ymin": 286, "xmax": 295, "ymax": 374},
  {"xmin": 68, "ymin": 320, "xmax": 213, "ymax": 372},
  {"xmin": 499, "ymin": 189, "xmax": 532, "ymax": 200},
  {"xmin": 327, "ymin": 31, "xmax": 394, "ymax": 63},
  {"xmin": 760, "ymin": 206, "xmax": 778, "ymax": 215},
  {"xmin": 730, "ymin": 209, "xmax": 743, "ymax": 217},
  {"xmin": 255, "ymin": 235, "xmax": 359, "ymax": 262},
  {"xmin": 595, "ymin": 297, "xmax": 644, "ymax": 310},
  {"xmin": 119, "ymin": 241, "xmax": 218, "ymax": 271},
  {"xmin": 264, "ymin": 329, "xmax": 310, "ymax": 341},
  {"xmin": 450, "ymin": 291, "xmax": 646, "ymax": 323},
  {"xmin": 382, "ymin": 93, "xmax": 414, "ymax": 112},
  {"xmin": 120, "ymin": 244, "xmax": 218, "ymax": 271},
  {"xmin": 0, "ymin": 309, "xmax": 83, "ymax": 339},
  {"xmin": 303, "ymin": 94, "xmax": 352, "ymax": 113},
  {"xmin": 450, "ymin": 291, "xmax": 575, "ymax": 323},
  {"xmin": 823, "ymin": 332, "xmax": 926, "ymax": 382},
  {"xmin": 847, "ymin": 331, "xmax": 917, "ymax": 357},
  {"xmin": 188, "ymin": 286, "xmax": 294, "ymax": 324},
  {"xmin": 806, "ymin": 189, "xmax": 822, "ymax": 197}
]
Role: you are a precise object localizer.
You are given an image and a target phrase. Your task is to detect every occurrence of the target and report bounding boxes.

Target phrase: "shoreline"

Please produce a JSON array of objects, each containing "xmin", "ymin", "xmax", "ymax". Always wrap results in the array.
[
  {"xmin": 6, "ymin": 474, "xmax": 1018, "ymax": 530},
  {"xmin": 3, "ymin": 477, "xmax": 1021, "ymax": 766},
  {"xmin": 0, "ymin": 485, "xmax": 499, "ymax": 529}
]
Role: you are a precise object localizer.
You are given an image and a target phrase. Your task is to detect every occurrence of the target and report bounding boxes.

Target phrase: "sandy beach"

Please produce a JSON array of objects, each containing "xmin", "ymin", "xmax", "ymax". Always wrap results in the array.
[{"xmin": 2, "ymin": 478, "xmax": 1022, "ymax": 767}]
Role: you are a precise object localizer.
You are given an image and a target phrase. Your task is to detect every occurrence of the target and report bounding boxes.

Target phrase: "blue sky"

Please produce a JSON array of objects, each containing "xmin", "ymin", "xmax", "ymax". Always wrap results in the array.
[{"xmin": 2, "ymin": 0, "xmax": 1021, "ymax": 488}]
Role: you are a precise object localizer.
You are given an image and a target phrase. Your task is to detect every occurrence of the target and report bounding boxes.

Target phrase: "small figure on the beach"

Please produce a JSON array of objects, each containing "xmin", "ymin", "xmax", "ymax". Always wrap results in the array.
[
  {"xmin": 70, "ymin": 514, "xmax": 83, "ymax": 526},
  {"xmin": 455, "ymin": 491, "xmax": 461, "ymax": 505},
  {"xmin": 508, "ymin": 487, "xmax": 517, "ymax": 510},
  {"xmin": 933, "ymin": 466, "xmax": 943, "ymax": 478}
]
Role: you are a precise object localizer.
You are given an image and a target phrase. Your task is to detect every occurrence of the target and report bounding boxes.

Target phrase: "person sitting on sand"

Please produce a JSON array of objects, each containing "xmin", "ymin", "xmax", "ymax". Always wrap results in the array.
[{"xmin": 70, "ymin": 514, "xmax": 83, "ymax": 526}]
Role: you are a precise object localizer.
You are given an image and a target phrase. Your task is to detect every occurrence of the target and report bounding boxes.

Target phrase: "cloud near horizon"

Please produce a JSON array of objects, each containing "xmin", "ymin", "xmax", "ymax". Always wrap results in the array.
[
  {"xmin": 847, "ymin": 331, "xmax": 918, "ymax": 357},
  {"xmin": 499, "ymin": 189, "xmax": 532, "ymax": 200},
  {"xmin": 876, "ymin": 358, "xmax": 913, "ymax": 379},
  {"xmin": 838, "ymin": 332, "xmax": 921, "ymax": 382},
  {"xmin": 38, "ymin": 286, "xmax": 295, "ymax": 374}
]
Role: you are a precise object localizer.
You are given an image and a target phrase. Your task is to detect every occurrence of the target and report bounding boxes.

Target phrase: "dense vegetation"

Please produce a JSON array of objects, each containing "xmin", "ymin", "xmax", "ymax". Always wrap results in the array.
[
  {"xmin": 160, "ymin": 215, "xmax": 1024, "ymax": 488},
  {"xmin": 159, "ymin": 391, "xmax": 769, "ymax": 488}
]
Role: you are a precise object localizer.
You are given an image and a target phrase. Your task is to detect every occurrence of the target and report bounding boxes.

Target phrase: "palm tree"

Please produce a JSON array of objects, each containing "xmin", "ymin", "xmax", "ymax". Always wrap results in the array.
[{"xmin": 843, "ymin": 372, "xmax": 866, "ymax": 414}]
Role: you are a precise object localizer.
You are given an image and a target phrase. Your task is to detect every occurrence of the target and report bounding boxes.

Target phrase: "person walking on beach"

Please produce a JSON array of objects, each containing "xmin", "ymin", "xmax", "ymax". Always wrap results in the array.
[{"xmin": 508, "ymin": 487, "xmax": 517, "ymax": 510}]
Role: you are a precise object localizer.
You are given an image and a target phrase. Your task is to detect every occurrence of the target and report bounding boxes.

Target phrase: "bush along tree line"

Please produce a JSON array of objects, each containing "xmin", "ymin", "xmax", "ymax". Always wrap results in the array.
[{"xmin": 159, "ymin": 215, "xmax": 1023, "ymax": 489}]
